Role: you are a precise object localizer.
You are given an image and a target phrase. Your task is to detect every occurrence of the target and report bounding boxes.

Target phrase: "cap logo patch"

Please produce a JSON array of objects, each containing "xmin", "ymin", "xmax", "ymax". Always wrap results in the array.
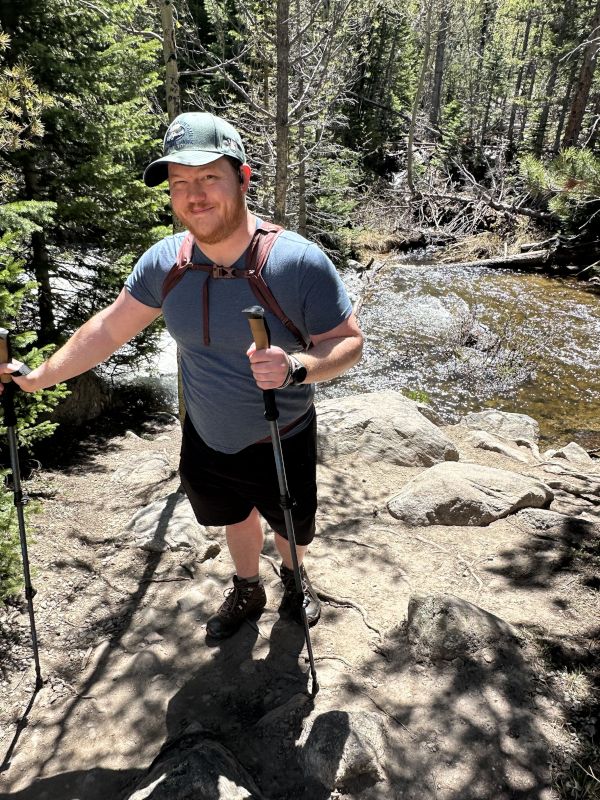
[
  {"xmin": 223, "ymin": 137, "xmax": 241, "ymax": 153},
  {"xmin": 165, "ymin": 122, "xmax": 188, "ymax": 151}
]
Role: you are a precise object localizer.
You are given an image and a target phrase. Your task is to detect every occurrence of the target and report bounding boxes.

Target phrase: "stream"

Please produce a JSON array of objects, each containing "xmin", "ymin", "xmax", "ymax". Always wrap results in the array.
[{"xmin": 132, "ymin": 252, "xmax": 600, "ymax": 449}]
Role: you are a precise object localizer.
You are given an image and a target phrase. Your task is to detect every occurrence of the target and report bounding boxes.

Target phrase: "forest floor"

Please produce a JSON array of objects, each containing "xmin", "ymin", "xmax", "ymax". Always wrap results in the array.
[{"xmin": 0, "ymin": 405, "xmax": 598, "ymax": 800}]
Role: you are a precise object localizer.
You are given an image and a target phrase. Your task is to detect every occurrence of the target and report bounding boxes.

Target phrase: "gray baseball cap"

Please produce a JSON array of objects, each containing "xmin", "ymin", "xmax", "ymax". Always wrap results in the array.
[{"xmin": 143, "ymin": 112, "xmax": 247, "ymax": 187}]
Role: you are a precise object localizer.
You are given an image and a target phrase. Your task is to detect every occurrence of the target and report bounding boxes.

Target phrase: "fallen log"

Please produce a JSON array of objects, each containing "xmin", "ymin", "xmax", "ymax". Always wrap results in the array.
[
  {"xmin": 444, "ymin": 250, "xmax": 552, "ymax": 270},
  {"xmin": 520, "ymin": 237, "xmax": 559, "ymax": 253}
]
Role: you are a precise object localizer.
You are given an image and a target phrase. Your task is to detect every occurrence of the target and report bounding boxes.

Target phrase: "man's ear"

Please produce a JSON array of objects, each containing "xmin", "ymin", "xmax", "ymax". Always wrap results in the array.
[{"xmin": 239, "ymin": 164, "xmax": 252, "ymax": 189}]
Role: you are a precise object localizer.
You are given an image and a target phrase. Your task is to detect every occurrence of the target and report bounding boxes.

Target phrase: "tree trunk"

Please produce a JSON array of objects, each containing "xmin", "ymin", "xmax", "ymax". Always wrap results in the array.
[
  {"xmin": 530, "ymin": 9, "xmax": 567, "ymax": 156},
  {"xmin": 585, "ymin": 92, "xmax": 600, "ymax": 148},
  {"xmin": 295, "ymin": 0, "xmax": 307, "ymax": 236},
  {"xmin": 274, "ymin": 0, "xmax": 290, "ymax": 225},
  {"xmin": 531, "ymin": 58, "xmax": 561, "ymax": 155},
  {"xmin": 553, "ymin": 60, "xmax": 579, "ymax": 152},
  {"xmin": 507, "ymin": 11, "xmax": 533, "ymax": 148},
  {"xmin": 22, "ymin": 155, "xmax": 56, "ymax": 345},
  {"xmin": 159, "ymin": 0, "xmax": 181, "ymax": 122},
  {"xmin": 562, "ymin": 2, "xmax": 600, "ymax": 147},
  {"xmin": 429, "ymin": 2, "xmax": 450, "ymax": 129},
  {"xmin": 478, "ymin": 0, "xmax": 496, "ymax": 59},
  {"xmin": 516, "ymin": 21, "xmax": 544, "ymax": 146},
  {"xmin": 407, "ymin": 0, "xmax": 433, "ymax": 195}
]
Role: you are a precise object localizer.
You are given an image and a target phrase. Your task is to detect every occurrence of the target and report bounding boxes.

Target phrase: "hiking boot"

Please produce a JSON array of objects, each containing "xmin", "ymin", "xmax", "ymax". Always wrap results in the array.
[
  {"xmin": 279, "ymin": 563, "xmax": 321, "ymax": 626},
  {"xmin": 206, "ymin": 575, "xmax": 266, "ymax": 640}
]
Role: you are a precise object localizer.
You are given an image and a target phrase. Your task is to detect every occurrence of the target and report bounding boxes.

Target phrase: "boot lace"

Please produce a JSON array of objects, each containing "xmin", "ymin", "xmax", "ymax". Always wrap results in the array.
[{"xmin": 219, "ymin": 583, "xmax": 255, "ymax": 617}]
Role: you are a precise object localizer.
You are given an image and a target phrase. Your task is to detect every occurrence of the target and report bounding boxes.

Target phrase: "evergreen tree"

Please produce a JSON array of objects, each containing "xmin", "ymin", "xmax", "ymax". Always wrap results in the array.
[{"xmin": 0, "ymin": 0, "xmax": 170, "ymax": 369}]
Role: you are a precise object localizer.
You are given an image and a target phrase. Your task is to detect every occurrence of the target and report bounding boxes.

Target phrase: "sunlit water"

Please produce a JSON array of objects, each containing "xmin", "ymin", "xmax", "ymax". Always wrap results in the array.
[
  {"xmin": 131, "ymin": 253, "xmax": 600, "ymax": 449},
  {"xmin": 323, "ymin": 254, "xmax": 600, "ymax": 448}
]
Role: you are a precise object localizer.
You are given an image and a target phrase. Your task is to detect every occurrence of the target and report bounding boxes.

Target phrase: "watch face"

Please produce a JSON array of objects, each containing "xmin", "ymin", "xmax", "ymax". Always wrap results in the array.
[{"xmin": 292, "ymin": 363, "xmax": 307, "ymax": 385}]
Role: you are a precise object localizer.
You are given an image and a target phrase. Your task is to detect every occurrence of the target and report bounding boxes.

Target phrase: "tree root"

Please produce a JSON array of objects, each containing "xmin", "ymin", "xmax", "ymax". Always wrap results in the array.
[{"xmin": 316, "ymin": 590, "xmax": 382, "ymax": 638}]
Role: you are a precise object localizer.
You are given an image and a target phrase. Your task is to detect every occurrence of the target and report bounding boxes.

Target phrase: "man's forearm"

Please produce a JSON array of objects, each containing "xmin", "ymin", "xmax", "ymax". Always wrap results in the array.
[
  {"xmin": 9, "ymin": 289, "xmax": 162, "ymax": 393},
  {"xmin": 298, "ymin": 333, "xmax": 363, "ymax": 385},
  {"xmin": 26, "ymin": 312, "xmax": 126, "ymax": 391}
]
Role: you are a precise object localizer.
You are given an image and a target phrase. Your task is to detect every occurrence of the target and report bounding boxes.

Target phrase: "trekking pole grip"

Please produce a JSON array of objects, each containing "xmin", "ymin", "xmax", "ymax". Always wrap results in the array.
[
  {"xmin": 0, "ymin": 328, "xmax": 12, "ymax": 384},
  {"xmin": 242, "ymin": 305, "xmax": 270, "ymax": 351},
  {"xmin": 242, "ymin": 306, "xmax": 279, "ymax": 421}
]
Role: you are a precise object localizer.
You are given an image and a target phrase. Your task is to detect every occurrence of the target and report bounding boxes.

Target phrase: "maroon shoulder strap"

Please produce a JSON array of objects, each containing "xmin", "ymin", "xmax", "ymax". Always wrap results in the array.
[
  {"xmin": 161, "ymin": 232, "xmax": 196, "ymax": 301},
  {"xmin": 247, "ymin": 224, "xmax": 310, "ymax": 351}
]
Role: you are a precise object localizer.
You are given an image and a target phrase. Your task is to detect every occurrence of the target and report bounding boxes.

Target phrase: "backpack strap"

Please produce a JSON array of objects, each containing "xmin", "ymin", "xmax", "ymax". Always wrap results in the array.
[
  {"xmin": 161, "ymin": 222, "xmax": 310, "ymax": 350},
  {"xmin": 245, "ymin": 224, "xmax": 310, "ymax": 351}
]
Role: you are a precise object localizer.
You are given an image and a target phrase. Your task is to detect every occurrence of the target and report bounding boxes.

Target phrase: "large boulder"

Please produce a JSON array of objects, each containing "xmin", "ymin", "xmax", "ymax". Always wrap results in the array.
[
  {"xmin": 125, "ymin": 737, "xmax": 265, "ymax": 799},
  {"xmin": 407, "ymin": 593, "xmax": 519, "ymax": 663},
  {"xmin": 126, "ymin": 492, "xmax": 221, "ymax": 556},
  {"xmin": 387, "ymin": 462, "xmax": 553, "ymax": 526},
  {"xmin": 462, "ymin": 409, "xmax": 539, "ymax": 443},
  {"xmin": 299, "ymin": 710, "xmax": 387, "ymax": 791},
  {"xmin": 316, "ymin": 391, "xmax": 458, "ymax": 466}
]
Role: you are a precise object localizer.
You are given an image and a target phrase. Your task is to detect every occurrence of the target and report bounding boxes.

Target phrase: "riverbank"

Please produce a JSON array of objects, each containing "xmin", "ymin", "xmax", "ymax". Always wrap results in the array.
[{"xmin": 0, "ymin": 393, "xmax": 598, "ymax": 799}]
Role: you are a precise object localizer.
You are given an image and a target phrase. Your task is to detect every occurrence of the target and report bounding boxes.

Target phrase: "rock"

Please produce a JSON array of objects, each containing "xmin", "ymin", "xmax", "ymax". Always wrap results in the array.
[
  {"xmin": 549, "ymin": 491, "xmax": 596, "ymax": 517},
  {"xmin": 255, "ymin": 693, "xmax": 312, "ymax": 730},
  {"xmin": 462, "ymin": 409, "xmax": 539, "ymax": 443},
  {"xmin": 176, "ymin": 587, "xmax": 207, "ymax": 613},
  {"xmin": 125, "ymin": 737, "xmax": 265, "ymax": 799},
  {"xmin": 465, "ymin": 429, "xmax": 530, "ymax": 463},
  {"xmin": 414, "ymin": 401, "xmax": 445, "ymax": 427},
  {"xmin": 387, "ymin": 462, "xmax": 553, "ymax": 526},
  {"xmin": 126, "ymin": 492, "xmax": 221, "ymax": 556},
  {"xmin": 299, "ymin": 710, "xmax": 387, "ymax": 791},
  {"xmin": 532, "ymin": 462, "xmax": 600, "ymax": 508},
  {"xmin": 514, "ymin": 438, "xmax": 542, "ymax": 460},
  {"xmin": 113, "ymin": 452, "xmax": 175, "ymax": 488},
  {"xmin": 317, "ymin": 391, "xmax": 459, "ymax": 467},
  {"xmin": 514, "ymin": 507, "xmax": 600, "ymax": 535},
  {"xmin": 407, "ymin": 593, "xmax": 519, "ymax": 663},
  {"xmin": 546, "ymin": 441, "xmax": 595, "ymax": 466}
]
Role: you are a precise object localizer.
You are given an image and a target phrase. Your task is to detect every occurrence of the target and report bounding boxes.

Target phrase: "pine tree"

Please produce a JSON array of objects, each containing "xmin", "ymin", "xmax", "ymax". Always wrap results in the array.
[{"xmin": 1, "ymin": 0, "xmax": 170, "ymax": 368}]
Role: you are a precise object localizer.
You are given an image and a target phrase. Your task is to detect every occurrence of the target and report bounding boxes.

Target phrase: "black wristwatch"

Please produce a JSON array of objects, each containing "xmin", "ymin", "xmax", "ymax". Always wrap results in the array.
[{"xmin": 288, "ymin": 354, "xmax": 307, "ymax": 385}]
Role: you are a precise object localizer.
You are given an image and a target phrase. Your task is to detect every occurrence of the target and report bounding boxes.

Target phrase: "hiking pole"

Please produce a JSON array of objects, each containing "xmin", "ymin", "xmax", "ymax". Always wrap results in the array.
[
  {"xmin": 0, "ymin": 329, "xmax": 43, "ymax": 690},
  {"xmin": 243, "ymin": 306, "xmax": 318, "ymax": 694}
]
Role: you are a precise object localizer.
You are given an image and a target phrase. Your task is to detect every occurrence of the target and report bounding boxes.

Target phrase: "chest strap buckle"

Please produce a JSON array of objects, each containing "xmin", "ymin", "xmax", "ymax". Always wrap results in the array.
[{"xmin": 211, "ymin": 264, "xmax": 236, "ymax": 279}]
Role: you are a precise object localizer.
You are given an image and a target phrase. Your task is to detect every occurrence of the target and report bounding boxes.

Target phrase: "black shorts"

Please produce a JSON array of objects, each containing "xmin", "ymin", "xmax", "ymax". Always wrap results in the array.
[{"xmin": 179, "ymin": 413, "xmax": 318, "ymax": 545}]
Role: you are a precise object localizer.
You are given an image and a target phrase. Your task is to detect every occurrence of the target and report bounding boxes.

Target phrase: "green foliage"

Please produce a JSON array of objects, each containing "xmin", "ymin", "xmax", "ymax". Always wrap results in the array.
[
  {"xmin": 403, "ymin": 388, "xmax": 430, "ymax": 404},
  {"xmin": 520, "ymin": 148, "xmax": 600, "ymax": 233},
  {"xmin": 0, "ymin": 207, "xmax": 69, "ymax": 447},
  {"xmin": 0, "ymin": 28, "xmax": 54, "ymax": 163},
  {"xmin": 314, "ymin": 151, "xmax": 360, "ymax": 221},
  {"xmin": 433, "ymin": 100, "xmax": 467, "ymax": 169},
  {"xmin": 0, "ymin": 477, "xmax": 22, "ymax": 602},
  {"xmin": 2, "ymin": 0, "xmax": 169, "ymax": 354}
]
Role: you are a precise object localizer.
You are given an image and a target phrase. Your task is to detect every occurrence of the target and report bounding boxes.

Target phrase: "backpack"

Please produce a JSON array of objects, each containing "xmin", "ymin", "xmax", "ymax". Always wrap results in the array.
[{"xmin": 161, "ymin": 222, "xmax": 310, "ymax": 350}]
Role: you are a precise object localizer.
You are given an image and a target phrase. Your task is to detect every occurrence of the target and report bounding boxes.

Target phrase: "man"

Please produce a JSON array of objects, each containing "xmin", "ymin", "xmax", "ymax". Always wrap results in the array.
[{"xmin": 0, "ymin": 112, "xmax": 363, "ymax": 639}]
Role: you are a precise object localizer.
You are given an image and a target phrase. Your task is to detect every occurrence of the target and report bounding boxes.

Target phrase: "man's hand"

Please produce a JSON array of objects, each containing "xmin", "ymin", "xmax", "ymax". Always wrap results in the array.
[
  {"xmin": 0, "ymin": 361, "xmax": 37, "ymax": 394},
  {"xmin": 247, "ymin": 343, "xmax": 290, "ymax": 389}
]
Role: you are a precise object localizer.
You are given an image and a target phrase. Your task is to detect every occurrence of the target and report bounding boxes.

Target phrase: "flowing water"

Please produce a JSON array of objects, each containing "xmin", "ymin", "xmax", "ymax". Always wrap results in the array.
[
  {"xmin": 136, "ymin": 252, "xmax": 600, "ymax": 449},
  {"xmin": 322, "ymin": 254, "xmax": 600, "ymax": 448}
]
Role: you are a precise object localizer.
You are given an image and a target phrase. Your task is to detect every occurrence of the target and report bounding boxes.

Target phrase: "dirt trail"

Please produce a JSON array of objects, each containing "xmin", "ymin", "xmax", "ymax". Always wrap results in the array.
[{"xmin": 0, "ymin": 411, "xmax": 598, "ymax": 799}]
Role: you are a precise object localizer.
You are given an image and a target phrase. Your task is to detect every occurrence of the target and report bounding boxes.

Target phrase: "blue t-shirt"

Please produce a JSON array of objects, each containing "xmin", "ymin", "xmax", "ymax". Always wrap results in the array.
[{"xmin": 125, "ymin": 225, "xmax": 352, "ymax": 453}]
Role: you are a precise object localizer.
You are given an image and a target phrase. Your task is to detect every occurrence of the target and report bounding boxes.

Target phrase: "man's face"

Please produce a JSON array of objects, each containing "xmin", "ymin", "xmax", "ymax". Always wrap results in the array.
[{"xmin": 168, "ymin": 158, "xmax": 247, "ymax": 245}]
